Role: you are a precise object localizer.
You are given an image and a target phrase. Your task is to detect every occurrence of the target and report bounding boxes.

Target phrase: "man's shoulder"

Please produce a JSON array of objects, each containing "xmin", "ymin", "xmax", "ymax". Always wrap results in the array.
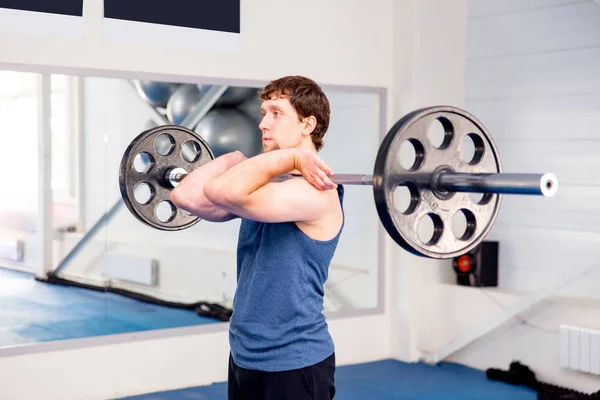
[
  {"xmin": 288, "ymin": 179, "xmax": 342, "ymax": 215},
  {"xmin": 292, "ymin": 183, "xmax": 343, "ymax": 241}
]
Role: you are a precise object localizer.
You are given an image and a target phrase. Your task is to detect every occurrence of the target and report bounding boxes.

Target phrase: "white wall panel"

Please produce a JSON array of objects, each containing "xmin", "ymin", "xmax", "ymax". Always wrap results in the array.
[
  {"xmin": 458, "ymin": 0, "xmax": 600, "ymax": 390},
  {"xmin": 468, "ymin": 0, "xmax": 585, "ymax": 18},
  {"xmin": 494, "ymin": 139, "xmax": 600, "ymax": 184},
  {"xmin": 468, "ymin": 1, "xmax": 600, "ymax": 58},
  {"xmin": 467, "ymin": 47, "xmax": 600, "ymax": 100},
  {"xmin": 467, "ymin": 94, "xmax": 600, "ymax": 140}
]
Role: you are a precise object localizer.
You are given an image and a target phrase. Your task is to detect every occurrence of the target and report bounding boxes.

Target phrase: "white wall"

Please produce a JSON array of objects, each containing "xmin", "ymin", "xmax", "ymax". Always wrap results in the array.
[
  {"xmin": 0, "ymin": 1, "xmax": 397, "ymax": 399},
  {"xmin": 417, "ymin": 0, "xmax": 600, "ymax": 392},
  {"xmin": 0, "ymin": 0, "xmax": 490, "ymax": 398},
  {"xmin": 0, "ymin": 0, "xmax": 393, "ymax": 89},
  {"xmin": 389, "ymin": 0, "xmax": 468, "ymax": 362}
]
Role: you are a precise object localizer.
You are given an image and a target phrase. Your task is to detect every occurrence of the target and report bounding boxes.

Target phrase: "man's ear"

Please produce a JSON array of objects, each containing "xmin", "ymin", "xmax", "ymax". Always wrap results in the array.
[{"xmin": 302, "ymin": 116, "xmax": 317, "ymax": 136}]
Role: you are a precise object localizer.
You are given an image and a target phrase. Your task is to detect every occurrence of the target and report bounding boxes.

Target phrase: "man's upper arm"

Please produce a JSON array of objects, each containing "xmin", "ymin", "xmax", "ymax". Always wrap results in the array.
[{"xmin": 215, "ymin": 179, "xmax": 333, "ymax": 223}]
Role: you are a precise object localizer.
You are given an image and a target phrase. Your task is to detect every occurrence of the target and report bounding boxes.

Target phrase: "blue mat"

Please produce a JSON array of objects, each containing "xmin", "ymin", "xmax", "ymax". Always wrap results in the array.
[
  {"xmin": 1, "ymin": 268, "xmax": 537, "ymax": 399},
  {"xmin": 0, "ymin": 268, "xmax": 221, "ymax": 346},
  {"xmin": 118, "ymin": 359, "xmax": 537, "ymax": 399}
]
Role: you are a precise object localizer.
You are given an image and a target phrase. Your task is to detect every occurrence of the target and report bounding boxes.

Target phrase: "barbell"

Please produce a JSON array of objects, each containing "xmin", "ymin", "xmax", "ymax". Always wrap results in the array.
[{"xmin": 118, "ymin": 105, "xmax": 558, "ymax": 259}]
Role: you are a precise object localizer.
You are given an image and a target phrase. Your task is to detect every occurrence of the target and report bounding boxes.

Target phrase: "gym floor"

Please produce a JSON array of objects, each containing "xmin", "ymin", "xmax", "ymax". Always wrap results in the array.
[
  {"xmin": 0, "ymin": 268, "xmax": 219, "ymax": 346},
  {"xmin": 0, "ymin": 267, "xmax": 537, "ymax": 399},
  {"xmin": 117, "ymin": 359, "xmax": 537, "ymax": 399}
]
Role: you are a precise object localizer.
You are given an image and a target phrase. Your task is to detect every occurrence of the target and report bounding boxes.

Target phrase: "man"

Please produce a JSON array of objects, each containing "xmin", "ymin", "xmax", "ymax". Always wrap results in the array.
[{"xmin": 171, "ymin": 75, "xmax": 344, "ymax": 400}]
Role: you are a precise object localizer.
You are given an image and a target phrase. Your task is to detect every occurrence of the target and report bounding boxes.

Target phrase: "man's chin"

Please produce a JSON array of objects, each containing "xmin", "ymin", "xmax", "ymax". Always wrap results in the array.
[{"xmin": 262, "ymin": 143, "xmax": 280, "ymax": 153}]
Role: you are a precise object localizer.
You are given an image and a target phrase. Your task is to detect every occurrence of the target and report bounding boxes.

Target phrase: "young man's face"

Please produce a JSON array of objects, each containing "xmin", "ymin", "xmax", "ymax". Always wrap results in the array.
[{"xmin": 259, "ymin": 96, "xmax": 306, "ymax": 153}]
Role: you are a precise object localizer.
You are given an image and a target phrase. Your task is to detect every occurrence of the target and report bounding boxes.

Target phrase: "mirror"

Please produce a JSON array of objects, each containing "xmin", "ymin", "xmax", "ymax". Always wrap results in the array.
[{"xmin": 0, "ymin": 69, "xmax": 384, "ymax": 349}]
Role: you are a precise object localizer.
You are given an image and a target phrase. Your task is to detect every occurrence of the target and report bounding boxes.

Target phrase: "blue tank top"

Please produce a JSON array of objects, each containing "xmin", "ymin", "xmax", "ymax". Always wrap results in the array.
[{"xmin": 229, "ymin": 185, "xmax": 344, "ymax": 372}]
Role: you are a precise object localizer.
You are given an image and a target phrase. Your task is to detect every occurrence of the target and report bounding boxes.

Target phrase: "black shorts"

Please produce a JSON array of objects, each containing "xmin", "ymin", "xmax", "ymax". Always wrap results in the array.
[{"xmin": 228, "ymin": 352, "xmax": 336, "ymax": 400}]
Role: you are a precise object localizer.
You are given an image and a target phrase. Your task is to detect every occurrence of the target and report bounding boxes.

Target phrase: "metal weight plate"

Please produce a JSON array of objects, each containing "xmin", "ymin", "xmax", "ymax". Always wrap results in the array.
[
  {"xmin": 119, "ymin": 125, "xmax": 215, "ymax": 231},
  {"xmin": 372, "ymin": 106, "xmax": 502, "ymax": 259}
]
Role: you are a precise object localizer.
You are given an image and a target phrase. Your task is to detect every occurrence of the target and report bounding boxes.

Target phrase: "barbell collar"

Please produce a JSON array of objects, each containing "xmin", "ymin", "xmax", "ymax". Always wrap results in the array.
[
  {"xmin": 330, "ymin": 174, "xmax": 373, "ymax": 186},
  {"xmin": 165, "ymin": 167, "xmax": 188, "ymax": 188}
]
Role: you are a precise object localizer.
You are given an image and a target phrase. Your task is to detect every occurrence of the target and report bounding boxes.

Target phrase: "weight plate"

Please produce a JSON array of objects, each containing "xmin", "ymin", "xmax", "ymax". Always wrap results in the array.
[
  {"xmin": 373, "ymin": 106, "xmax": 502, "ymax": 259},
  {"xmin": 119, "ymin": 125, "xmax": 215, "ymax": 231}
]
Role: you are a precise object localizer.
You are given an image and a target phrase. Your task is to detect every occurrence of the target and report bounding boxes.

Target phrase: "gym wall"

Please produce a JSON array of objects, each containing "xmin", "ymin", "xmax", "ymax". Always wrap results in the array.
[
  {"xmin": 0, "ymin": 1, "xmax": 401, "ymax": 399},
  {"xmin": 387, "ymin": 0, "xmax": 469, "ymax": 364},
  {"xmin": 0, "ymin": 0, "xmax": 394, "ymax": 90},
  {"xmin": 424, "ymin": 0, "xmax": 600, "ymax": 392}
]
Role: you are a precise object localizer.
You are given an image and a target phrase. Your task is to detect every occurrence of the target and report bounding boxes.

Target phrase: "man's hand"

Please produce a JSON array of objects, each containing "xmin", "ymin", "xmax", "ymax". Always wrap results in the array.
[{"xmin": 293, "ymin": 148, "xmax": 337, "ymax": 191}]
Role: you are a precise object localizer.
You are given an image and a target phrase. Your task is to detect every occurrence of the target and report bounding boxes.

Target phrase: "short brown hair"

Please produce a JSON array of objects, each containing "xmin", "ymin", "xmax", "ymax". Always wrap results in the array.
[{"xmin": 259, "ymin": 76, "xmax": 330, "ymax": 151}]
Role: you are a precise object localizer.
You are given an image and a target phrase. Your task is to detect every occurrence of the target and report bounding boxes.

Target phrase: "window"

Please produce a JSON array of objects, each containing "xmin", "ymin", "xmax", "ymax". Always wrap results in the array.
[{"xmin": 0, "ymin": 71, "xmax": 82, "ymax": 232}]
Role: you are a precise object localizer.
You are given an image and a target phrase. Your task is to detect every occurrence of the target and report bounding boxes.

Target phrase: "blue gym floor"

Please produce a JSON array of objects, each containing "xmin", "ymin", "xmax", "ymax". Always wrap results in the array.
[
  {"xmin": 0, "ymin": 268, "xmax": 220, "ymax": 346},
  {"xmin": 0, "ymin": 267, "xmax": 537, "ymax": 399},
  {"xmin": 118, "ymin": 359, "xmax": 537, "ymax": 400}
]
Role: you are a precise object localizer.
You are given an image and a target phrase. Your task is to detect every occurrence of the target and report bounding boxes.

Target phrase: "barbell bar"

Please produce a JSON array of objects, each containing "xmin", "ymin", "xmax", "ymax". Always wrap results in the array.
[
  {"xmin": 118, "ymin": 105, "xmax": 558, "ymax": 259},
  {"xmin": 168, "ymin": 170, "xmax": 557, "ymax": 196}
]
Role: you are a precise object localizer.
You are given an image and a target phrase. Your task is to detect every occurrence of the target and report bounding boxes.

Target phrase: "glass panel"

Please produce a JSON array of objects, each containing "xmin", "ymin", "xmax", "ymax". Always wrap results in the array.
[{"xmin": 0, "ymin": 70, "xmax": 383, "ymax": 350}]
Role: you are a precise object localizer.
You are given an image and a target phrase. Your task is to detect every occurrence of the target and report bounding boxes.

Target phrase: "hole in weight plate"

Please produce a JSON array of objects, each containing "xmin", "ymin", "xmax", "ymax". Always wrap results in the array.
[
  {"xmin": 393, "ymin": 183, "xmax": 419, "ymax": 214},
  {"xmin": 133, "ymin": 152, "xmax": 155, "ymax": 174},
  {"xmin": 156, "ymin": 201, "xmax": 177, "ymax": 223},
  {"xmin": 470, "ymin": 192, "xmax": 492, "ymax": 205},
  {"xmin": 155, "ymin": 133, "xmax": 176, "ymax": 156},
  {"xmin": 417, "ymin": 213, "xmax": 444, "ymax": 246},
  {"xmin": 398, "ymin": 139, "xmax": 425, "ymax": 170},
  {"xmin": 133, "ymin": 182, "xmax": 155, "ymax": 205},
  {"xmin": 461, "ymin": 133, "xmax": 485, "ymax": 165},
  {"xmin": 452, "ymin": 208, "xmax": 477, "ymax": 241},
  {"xmin": 181, "ymin": 140, "xmax": 202, "ymax": 163},
  {"xmin": 427, "ymin": 117, "xmax": 453, "ymax": 149}
]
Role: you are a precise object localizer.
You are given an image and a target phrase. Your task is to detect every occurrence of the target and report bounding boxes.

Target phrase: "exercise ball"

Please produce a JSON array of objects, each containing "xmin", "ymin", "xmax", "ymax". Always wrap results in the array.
[
  {"xmin": 237, "ymin": 93, "xmax": 263, "ymax": 126},
  {"xmin": 133, "ymin": 80, "xmax": 181, "ymax": 108},
  {"xmin": 200, "ymin": 85, "xmax": 256, "ymax": 107},
  {"xmin": 195, "ymin": 108, "xmax": 263, "ymax": 158},
  {"xmin": 166, "ymin": 84, "xmax": 203, "ymax": 125}
]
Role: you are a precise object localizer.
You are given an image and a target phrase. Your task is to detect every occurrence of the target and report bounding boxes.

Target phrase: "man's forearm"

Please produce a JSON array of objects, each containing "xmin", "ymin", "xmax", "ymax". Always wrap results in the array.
[
  {"xmin": 206, "ymin": 148, "xmax": 299, "ymax": 198},
  {"xmin": 170, "ymin": 151, "xmax": 246, "ymax": 220}
]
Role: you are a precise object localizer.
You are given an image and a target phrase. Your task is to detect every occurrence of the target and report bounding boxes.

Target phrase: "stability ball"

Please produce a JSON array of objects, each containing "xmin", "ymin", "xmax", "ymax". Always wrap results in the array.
[
  {"xmin": 237, "ymin": 93, "xmax": 263, "ymax": 127},
  {"xmin": 200, "ymin": 85, "xmax": 257, "ymax": 107},
  {"xmin": 195, "ymin": 108, "xmax": 263, "ymax": 158},
  {"xmin": 167, "ymin": 84, "xmax": 203, "ymax": 125},
  {"xmin": 133, "ymin": 80, "xmax": 181, "ymax": 108}
]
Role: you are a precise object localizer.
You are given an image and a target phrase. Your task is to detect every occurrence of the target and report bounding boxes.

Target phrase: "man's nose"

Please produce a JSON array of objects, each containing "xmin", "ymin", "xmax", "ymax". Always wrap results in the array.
[{"xmin": 258, "ymin": 115, "xmax": 269, "ymax": 131}]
